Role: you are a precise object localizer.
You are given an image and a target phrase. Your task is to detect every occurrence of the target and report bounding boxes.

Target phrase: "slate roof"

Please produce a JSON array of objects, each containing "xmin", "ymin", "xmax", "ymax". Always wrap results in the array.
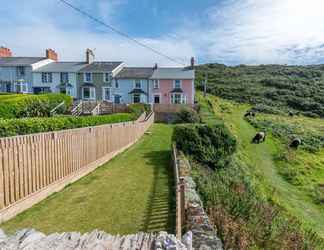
[
  {"xmin": 116, "ymin": 67, "xmax": 154, "ymax": 79},
  {"xmin": 79, "ymin": 62, "xmax": 123, "ymax": 73},
  {"xmin": 151, "ymin": 67, "xmax": 195, "ymax": 80},
  {"xmin": 34, "ymin": 62, "xmax": 88, "ymax": 73},
  {"xmin": 0, "ymin": 57, "xmax": 47, "ymax": 66}
]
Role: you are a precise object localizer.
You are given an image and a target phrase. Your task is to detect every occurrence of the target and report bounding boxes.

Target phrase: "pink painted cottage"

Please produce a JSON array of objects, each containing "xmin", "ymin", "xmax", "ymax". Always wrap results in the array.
[{"xmin": 150, "ymin": 67, "xmax": 195, "ymax": 105}]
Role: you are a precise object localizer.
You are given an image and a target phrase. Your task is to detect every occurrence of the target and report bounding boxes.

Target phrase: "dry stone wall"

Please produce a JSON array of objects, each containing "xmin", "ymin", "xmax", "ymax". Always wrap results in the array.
[
  {"xmin": 0, "ymin": 229, "xmax": 188, "ymax": 250},
  {"xmin": 176, "ymin": 151, "xmax": 223, "ymax": 250}
]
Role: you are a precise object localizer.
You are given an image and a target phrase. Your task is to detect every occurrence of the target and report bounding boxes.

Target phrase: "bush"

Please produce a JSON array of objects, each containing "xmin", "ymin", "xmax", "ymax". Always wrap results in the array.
[
  {"xmin": 175, "ymin": 108, "xmax": 200, "ymax": 123},
  {"xmin": 0, "ymin": 94, "xmax": 73, "ymax": 119},
  {"xmin": 173, "ymin": 124, "xmax": 236, "ymax": 169},
  {"xmin": 0, "ymin": 113, "xmax": 134, "ymax": 138},
  {"xmin": 127, "ymin": 103, "xmax": 151, "ymax": 118}
]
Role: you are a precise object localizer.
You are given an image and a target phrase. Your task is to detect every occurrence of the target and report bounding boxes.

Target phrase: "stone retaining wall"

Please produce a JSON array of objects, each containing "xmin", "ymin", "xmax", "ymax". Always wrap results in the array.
[{"xmin": 174, "ymin": 149, "xmax": 223, "ymax": 250}]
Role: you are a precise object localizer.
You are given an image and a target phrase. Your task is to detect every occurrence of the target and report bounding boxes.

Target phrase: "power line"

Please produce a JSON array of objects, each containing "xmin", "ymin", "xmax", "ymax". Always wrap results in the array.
[{"xmin": 58, "ymin": 0, "xmax": 187, "ymax": 66}]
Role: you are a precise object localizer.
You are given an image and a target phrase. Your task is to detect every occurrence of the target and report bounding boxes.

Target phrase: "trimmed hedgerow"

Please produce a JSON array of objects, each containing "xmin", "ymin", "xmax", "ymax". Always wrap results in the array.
[
  {"xmin": 0, "ymin": 113, "xmax": 134, "ymax": 138},
  {"xmin": 173, "ymin": 123, "xmax": 237, "ymax": 169},
  {"xmin": 0, "ymin": 94, "xmax": 73, "ymax": 119}
]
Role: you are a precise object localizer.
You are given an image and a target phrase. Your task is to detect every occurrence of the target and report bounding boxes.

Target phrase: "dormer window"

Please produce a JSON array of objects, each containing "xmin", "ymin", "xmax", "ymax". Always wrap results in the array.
[
  {"xmin": 84, "ymin": 72, "xmax": 92, "ymax": 83},
  {"xmin": 174, "ymin": 79, "xmax": 181, "ymax": 89},
  {"xmin": 135, "ymin": 79, "xmax": 141, "ymax": 89}
]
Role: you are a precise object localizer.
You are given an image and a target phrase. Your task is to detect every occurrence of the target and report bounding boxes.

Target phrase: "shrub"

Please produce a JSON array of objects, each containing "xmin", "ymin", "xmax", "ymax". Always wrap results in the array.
[
  {"xmin": 175, "ymin": 107, "xmax": 200, "ymax": 123},
  {"xmin": 173, "ymin": 124, "xmax": 236, "ymax": 169},
  {"xmin": 127, "ymin": 103, "xmax": 151, "ymax": 118},
  {"xmin": 0, "ymin": 94, "xmax": 72, "ymax": 119},
  {"xmin": 0, "ymin": 113, "xmax": 134, "ymax": 138}
]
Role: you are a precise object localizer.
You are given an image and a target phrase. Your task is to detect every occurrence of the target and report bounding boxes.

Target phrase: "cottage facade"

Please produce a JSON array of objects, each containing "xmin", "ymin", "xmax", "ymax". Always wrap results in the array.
[{"xmin": 0, "ymin": 47, "xmax": 195, "ymax": 105}]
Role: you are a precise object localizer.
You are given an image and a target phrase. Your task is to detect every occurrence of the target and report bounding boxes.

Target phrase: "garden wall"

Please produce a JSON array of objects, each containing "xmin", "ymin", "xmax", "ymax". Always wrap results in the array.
[
  {"xmin": 172, "ymin": 145, "xmax": 223, "ymax": 250},
  {"xmin": 0, "ymin": 113, "xmax": 154, "ymax": 222}
]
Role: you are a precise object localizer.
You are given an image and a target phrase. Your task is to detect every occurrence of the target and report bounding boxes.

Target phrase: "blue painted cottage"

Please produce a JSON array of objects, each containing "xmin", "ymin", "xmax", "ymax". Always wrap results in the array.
[{"xmin": 114, "ymin": 67, "xmax": 154, "ymax": 104}]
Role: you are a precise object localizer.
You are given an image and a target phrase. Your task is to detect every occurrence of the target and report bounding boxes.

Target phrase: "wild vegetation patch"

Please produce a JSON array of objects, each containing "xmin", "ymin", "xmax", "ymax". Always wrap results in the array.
[
  {"xmin": 245, "ymin": 113, "xmax": 324, "ymax": 201},
  {"xmin": 195, "ymin": 64, "xmax": 324, "ymax": 118},
  {"xmin": 173, "ymin": 93, "xmax": 324, "ymax": 249}
]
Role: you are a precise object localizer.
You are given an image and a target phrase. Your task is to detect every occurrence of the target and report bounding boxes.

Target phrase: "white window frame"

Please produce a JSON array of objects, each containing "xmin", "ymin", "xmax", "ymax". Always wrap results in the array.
[
  {"xmin": 84, "ymin": 72, "xmax": 93, "ymax": 83},
  {"xmin": 115, "ymin": 79, "xmax": 119, "ymax": 89},
  {"xmin": 17, "ymin": 66, "xmax": 25, "ymax": 76},
  {"xmin": 82, "ymin": 87, "xmax": 96, "ymax": 100},
  {"xmin": 153, "ymin": 94, "xmax": 161, "ymax": 104},
  {"xmin": 170, "ymin": 93, "xmax": 187, "ymax": 104},
  {"xmin": 16, "ymin": 81, "xmax": 28, "ymax": 93},
  {"xmin": 134, "ymin": 79, "xmax": 141, "ymax": 89},
  {"xmin": 153, "ymin": 79, "xmax": 159, "ymax": 89},
  {"xmin": 104, "ymin": 72, "xmax": 112, "ymax": 83},
  {"xmin": 60, "ymin": 72, "xmax": 69, "ymax": 83},
  {"xmin": 174, "ymin": 79, "xmax": 182, "ymax": 89},
  {"xmin": 102, "ymin": 87, "xmax": 112, "ymax": 101},
  {"xmin": 42, "ymin": 72, "xmax": 53, "ymax": 83}
]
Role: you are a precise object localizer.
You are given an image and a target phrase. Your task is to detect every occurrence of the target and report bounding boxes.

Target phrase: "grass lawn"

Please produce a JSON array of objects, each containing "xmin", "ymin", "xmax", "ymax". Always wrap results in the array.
[
  {"xmin": 204, "ymin": 94, "xmax": 324, "ymax": 238},
  {"xmin": 1, "ymin": 124, "xmax": 175, "ymax": 235}
]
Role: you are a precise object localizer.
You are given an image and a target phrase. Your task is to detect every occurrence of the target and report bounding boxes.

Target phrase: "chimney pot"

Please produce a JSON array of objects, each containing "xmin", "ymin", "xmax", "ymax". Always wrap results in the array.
[
  {"xmin": 190, "ymin": 57, "xmax": 195, "ymax": 68},
  {"xmin": 86, "ymin": 49, "xmax": 95, "ymax": 64},
  {"xmin": 46, "ymin": 49, "xmax": 58, "ymax": 61},
  {"xmin": 0, "ymin": 47, "xmax": 12, "ymax": 57}
]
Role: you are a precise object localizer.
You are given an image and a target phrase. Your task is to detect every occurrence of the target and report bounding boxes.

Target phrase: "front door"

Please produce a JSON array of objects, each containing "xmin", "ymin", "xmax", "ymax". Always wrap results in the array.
[
  {"xmin": 114, "ymin": 95, "xmax": 121, "ymax": 104},
  {"xmin": 6, "ymin": 83, "xmax": 11, "ymax": 92},
  {"xmin": 133, "ymin": 94, "xmax": 141, "ymax": 103}
]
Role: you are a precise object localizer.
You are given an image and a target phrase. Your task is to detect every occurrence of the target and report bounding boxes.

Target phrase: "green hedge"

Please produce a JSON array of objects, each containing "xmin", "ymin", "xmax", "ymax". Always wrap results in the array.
[
  {"xmin": 0, "ymin": 113, "xmax": 134, "ymax": 138},
  {"xmin": 0, "ymin": 94, "xmax": 73, "ymax": 119},
  {"xmin": 173, "ymin": 123, "xmax": 237, "ymax": 169}
]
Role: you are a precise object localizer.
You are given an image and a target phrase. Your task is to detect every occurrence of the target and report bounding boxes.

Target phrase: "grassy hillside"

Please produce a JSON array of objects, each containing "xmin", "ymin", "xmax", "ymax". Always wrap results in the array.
[
  {"xmin": 195, "ymin": 64, "xmax": 324, "ymax": 117},
  {"xmin": 194, "ymin": 93, "xmax": 324, "ymax": 249}
]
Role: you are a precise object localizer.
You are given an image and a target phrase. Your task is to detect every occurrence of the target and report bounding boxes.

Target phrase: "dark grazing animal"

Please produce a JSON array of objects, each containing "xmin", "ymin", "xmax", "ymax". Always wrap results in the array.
[
  {"xmin": 252, "ymin": 132, "xmax": 266, "ymax": 143},
  {"xmin": 290, "ymin": 138, "xmax": 302, "ymax": 149},
  {"xmin": 244, "ymin": 111, "xmax": 256, "ymax": 117}
]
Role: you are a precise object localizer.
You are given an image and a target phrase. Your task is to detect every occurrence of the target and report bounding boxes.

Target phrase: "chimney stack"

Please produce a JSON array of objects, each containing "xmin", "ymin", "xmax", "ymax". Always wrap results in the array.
[
  {"xmin": 46, "ymin": 49, "xmax": 58, "ymax": 61},
  {"xmin": 0, "ymin": 47, "xmax": 12, "ymax": 57},
  {"xmin": 190, "ymin": 57, "xmax": 195, "ymax": 68},
  {"xmin": 153, "ymin": 63, "xmax": 158, "ymax": 70},
  {"xmin": 86, "ymin": 49, "xmax": 95, "ymax": 64}
]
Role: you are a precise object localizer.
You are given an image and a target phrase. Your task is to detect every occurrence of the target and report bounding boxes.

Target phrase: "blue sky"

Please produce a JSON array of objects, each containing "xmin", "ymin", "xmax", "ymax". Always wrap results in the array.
[{"xmin": 2, "ymin": 0, "xmax": 324, "ymax": 66}]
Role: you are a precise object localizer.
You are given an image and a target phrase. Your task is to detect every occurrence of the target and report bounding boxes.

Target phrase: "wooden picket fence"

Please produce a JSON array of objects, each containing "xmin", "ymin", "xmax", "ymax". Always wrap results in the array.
[{"xmin": 0, "ymin": 112, "xmax": 154, "ymax": 217}]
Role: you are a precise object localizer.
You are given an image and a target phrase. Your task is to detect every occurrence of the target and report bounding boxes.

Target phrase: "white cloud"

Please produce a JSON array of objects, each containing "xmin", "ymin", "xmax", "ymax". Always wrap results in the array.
[
  {"xmin": 1, "ymin": 0, "xmax": 195, "ymax": 67},
  {"xmin": 2, "ymin": 23, "xmax": 194, "ymax": 67},
  {"xmin": 3, "ymin": 0, "xmax": 324, "ymax": 65},
  {"xmin": 192, "ymin": 0, "xmax": 324, "ymax": 64}
]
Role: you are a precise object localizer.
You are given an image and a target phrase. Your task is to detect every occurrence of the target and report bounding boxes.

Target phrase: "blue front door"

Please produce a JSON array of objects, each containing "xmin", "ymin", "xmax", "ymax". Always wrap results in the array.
[{"xmin": 114, "ymin": 95, "xmax": 121, "ymax": 104}]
